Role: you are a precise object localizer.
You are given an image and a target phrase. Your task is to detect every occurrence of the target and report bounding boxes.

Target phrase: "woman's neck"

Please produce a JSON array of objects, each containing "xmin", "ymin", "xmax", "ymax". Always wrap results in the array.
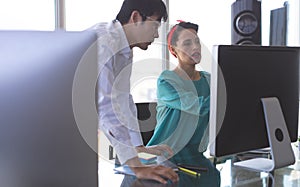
[{"xmin": 174, "ymin": 65, "xmax": 200, "ymax": 80}]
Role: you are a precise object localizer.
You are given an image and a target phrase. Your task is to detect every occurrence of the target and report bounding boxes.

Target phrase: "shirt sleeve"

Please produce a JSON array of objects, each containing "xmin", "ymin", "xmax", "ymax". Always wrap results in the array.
[
  {"xmin": 97, "ymin": 45, "xmax": 143, "ymax": 165},
  {"xmin": 157, "ymin": 72, "xmax": 209, "ymax": 116}
]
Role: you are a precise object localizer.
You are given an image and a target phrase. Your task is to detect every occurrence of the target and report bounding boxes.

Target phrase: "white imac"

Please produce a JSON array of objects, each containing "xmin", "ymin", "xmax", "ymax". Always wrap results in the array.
[{"xmin": 0, "ymin": 30, "xmax": 98, "ymax": 187}]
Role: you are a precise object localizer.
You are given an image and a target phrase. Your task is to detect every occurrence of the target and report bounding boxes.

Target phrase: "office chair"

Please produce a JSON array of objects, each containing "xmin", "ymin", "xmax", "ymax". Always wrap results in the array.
[
  {"xmin": 114, "ymin": 102, "xmax": 157, "ymax": 166},
  {"xmin": 136, "ymin": 102, "xmax": 157, "ymax": 145}
]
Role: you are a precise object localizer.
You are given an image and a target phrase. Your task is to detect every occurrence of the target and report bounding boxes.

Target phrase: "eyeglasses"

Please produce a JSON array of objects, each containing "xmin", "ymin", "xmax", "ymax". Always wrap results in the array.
[{"xmin": 139, "ymin": 12, "xmax": 161, "ymax": 30}]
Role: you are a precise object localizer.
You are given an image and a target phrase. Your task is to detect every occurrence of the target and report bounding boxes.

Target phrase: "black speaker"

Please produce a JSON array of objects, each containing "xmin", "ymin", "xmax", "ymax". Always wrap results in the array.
[{"xmin": 231, "ymin": 0, "xmax": 261, "ymax": 45}]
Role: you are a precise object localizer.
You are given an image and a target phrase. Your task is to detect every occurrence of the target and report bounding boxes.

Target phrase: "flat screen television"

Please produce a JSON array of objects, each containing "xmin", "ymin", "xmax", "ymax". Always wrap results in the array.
[
  {"xmin": 0, "ymin": 30, "xmax": 98, "ymax": 187},
  {"xmin": 209, "ymin": 45, "xmax": 300, "ymax": 172}
]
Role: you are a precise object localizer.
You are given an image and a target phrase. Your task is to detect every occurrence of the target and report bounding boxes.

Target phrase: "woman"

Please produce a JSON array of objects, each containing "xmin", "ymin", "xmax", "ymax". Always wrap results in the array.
[{"xmin": 147, "ymin": 21, "xmax": 220, "ymax": 186}]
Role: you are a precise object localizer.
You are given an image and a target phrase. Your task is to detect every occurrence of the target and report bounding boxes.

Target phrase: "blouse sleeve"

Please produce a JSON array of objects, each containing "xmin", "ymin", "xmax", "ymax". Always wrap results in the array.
[
  {"xmin": 148, "ymin": 71, "xmax": 210, "ymax": 155},
  {"xmin": 157, "ymin": 72, "xmax": 209, "ymax": 116}
]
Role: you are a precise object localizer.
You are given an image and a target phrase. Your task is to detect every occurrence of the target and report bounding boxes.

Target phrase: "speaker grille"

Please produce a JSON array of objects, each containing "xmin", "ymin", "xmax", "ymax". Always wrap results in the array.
[{"xmin": 231, "ymin": 0, "xmax": 261, "ymax": 45}]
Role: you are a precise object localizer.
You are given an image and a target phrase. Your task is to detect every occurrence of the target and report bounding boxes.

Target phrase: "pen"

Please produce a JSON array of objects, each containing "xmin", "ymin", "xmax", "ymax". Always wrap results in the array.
[
  {"xmin": 177, "ymin": 163, "xmax": 208, "ymax": 172},
  {"xmin": 178, "ymin": 166, "xmax": 201, "ymax": 177}
]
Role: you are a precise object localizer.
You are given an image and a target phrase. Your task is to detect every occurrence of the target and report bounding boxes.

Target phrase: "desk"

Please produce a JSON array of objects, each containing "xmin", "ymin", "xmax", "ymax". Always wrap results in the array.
[{"xmin": 98, "ymin": 146, "xmax": 300, "ymax": 187}]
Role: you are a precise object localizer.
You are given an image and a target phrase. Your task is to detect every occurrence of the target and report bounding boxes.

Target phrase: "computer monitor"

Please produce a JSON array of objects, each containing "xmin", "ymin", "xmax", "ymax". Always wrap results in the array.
[
  {"xmin": 209, "ymin": 45, "xmax": 300, "ymax": 172},
  {"xmin": 269, "ymin": 2, "xmax": 288, "ymax": 46},
  {"xmin": 0, "ymin": 30, "xmax": 98, "ymax": 187}
]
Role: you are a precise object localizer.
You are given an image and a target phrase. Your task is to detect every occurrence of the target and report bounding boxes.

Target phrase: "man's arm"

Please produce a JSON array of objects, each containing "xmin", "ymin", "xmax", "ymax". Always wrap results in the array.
[
  {"xmin": 97, "ymin": 39, "xmax": 178, "ymax": 184},
  {"xmin": 98, "ymin": 58, "xmax": 141, "ymax": 164}
]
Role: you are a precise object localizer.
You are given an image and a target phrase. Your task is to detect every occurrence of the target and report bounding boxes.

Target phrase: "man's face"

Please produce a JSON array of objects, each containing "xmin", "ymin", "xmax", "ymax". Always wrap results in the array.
[{"xmin": 135, "ymin": 14, "xmax": 161, "ymax": 50}]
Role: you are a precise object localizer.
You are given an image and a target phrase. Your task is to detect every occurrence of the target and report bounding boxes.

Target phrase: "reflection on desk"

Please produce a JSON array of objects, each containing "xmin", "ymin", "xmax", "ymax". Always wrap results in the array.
[
  {"xmin": 120, "ymin": 169, "xmax": 220, "ymax": 187},
  {"xmin": 218, "ymin": 158, "xmax": 300, "ymax": 187},
  {"xmin": 117, "ymin": 154, "xmax": 220, "ymax": 187},
  {"xmin": 116, "ymin": 160, "xmax": 300, "ymax": 187},
  {"xmin": 99, "ymin": 158, "xmax": 300, "ymax": 187}
]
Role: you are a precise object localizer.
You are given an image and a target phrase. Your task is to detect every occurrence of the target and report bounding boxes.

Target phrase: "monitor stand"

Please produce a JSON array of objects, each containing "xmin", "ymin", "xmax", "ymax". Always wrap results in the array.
[{"xmin": 234, "ymin": 97, "xmax": 295, "ymax": 172}]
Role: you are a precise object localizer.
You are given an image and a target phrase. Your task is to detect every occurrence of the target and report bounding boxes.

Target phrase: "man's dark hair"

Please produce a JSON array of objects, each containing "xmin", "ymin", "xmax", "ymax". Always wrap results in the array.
[{"xmin": 116, "ymin": 0, "xmax": 168, "ymax": 25}]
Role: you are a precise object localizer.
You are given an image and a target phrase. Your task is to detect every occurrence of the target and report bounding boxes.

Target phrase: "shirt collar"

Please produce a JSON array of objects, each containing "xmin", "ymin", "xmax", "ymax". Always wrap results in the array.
[{"xmin": 108, "ymin": 20, "xmax": 132, "ymax": 59}]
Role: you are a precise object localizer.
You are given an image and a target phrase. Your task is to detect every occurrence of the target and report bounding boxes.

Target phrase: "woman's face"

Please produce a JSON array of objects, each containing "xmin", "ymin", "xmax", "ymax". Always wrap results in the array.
[{"xmin": 173, "ymin": 28, "xmax": 202, "ymax": 65}]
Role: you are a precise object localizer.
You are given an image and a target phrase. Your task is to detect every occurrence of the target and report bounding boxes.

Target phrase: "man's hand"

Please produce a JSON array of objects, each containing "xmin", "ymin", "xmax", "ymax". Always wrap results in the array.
[
  {"xmin": 136, "ymin": 145, "xmax": 173, "ymax": 159},
  {"xmin": 126, "ymin": 157, "xmax": 179, "ymax": 184},
  {"xmin": 132, "ymin": 165, "xmax": 179, "ymax": 184}
]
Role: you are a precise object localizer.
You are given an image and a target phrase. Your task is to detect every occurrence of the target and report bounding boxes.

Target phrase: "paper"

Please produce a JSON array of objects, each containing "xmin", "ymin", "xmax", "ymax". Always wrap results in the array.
[
  {"xmin": 113, "ymin": 158, "xmax": 178, "ymax": 176},
  {"xmin": 138, "ymin": 152, "xmax": 157, "ymax": 164}
]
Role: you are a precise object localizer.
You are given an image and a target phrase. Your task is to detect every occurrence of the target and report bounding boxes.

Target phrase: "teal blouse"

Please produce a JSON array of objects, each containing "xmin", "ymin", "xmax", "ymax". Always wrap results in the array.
[
  {"xmin": 147, "ymin": 70, "xmax": 220, "ymax": 186},
  {"xmin": 147, "ymin": 70, "xmax": 211, "ymax": 164}
]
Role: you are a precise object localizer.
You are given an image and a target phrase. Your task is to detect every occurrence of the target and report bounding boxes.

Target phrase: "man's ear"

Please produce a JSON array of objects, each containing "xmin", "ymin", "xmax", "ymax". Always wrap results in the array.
[{"xmin": 129, "ymin": 10, "xmax": 142, "ymax": 25}]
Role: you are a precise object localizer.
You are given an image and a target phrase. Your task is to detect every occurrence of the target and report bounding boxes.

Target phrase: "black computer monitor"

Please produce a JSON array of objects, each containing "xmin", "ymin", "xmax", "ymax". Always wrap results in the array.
[
  {"xmin": 269, "ymin": 2, "xmax": 288, "ymax": 46},
  {"xmin": 209, "ymin": 45, "xmax": 300, "ymax": 172},
  {"xmin": 0, "ymin": 30, "xmax": 98, "ymax": 187}
]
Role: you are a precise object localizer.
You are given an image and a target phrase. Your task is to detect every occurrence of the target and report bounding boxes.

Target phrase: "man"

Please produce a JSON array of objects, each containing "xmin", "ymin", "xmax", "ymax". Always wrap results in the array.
[{"xmin": 91, "ymin": 0, "xmax": 179, "ymax": 184}]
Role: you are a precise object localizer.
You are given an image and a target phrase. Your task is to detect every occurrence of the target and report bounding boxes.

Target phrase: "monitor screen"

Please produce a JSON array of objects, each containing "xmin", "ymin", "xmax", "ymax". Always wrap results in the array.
[
  {"xmin": 269, "ymin": 2, "xmax": 288, "ymax": 46},
  {"xmin": 209, "ymin": 45, "xmax": 300, "ymax": 158},
  {"xmin": 0, "ymin": 30, "xmax": 98, "ymax": 187}
]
